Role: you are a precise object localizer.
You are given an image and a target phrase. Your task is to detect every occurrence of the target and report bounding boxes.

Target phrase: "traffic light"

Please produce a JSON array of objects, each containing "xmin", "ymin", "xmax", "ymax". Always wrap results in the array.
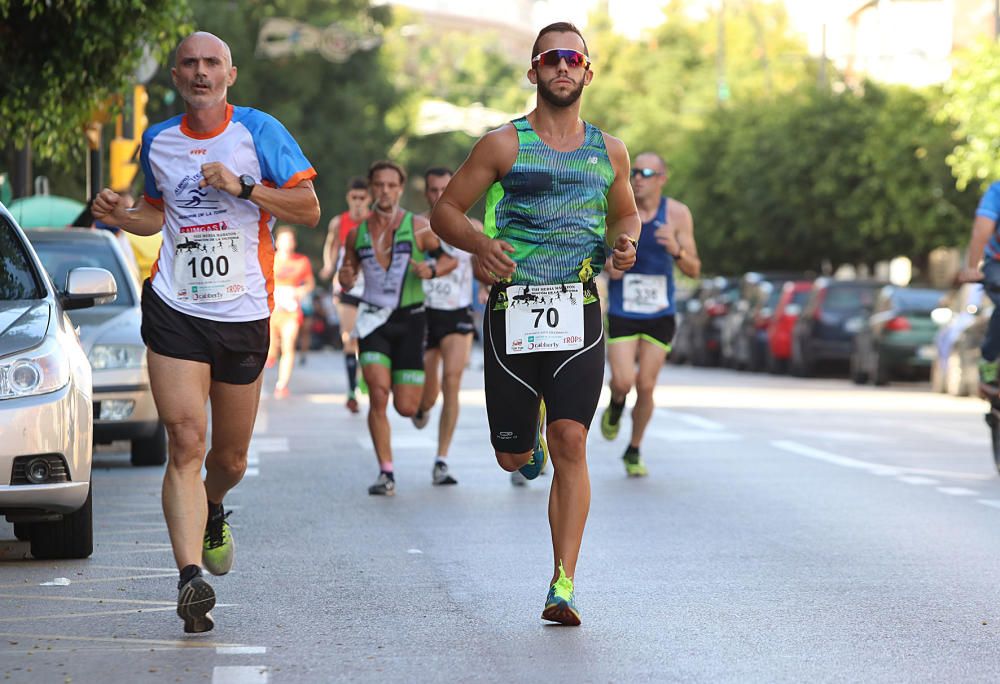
[{"xmin": 110, "ymin": 137, "xmax": 140, "ymax": 192}]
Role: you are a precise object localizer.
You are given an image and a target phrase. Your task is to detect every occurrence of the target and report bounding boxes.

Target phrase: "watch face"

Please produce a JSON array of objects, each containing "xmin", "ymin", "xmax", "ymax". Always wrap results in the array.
[{"xmin": 240, "ymin": 175, "xmax": 255, "ymax": 186}]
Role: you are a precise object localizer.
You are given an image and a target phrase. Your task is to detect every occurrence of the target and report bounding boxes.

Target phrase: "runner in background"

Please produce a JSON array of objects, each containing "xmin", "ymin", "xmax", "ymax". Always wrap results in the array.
[{"xmin": 267, "ymin": 226, "xmax": 315, "ymax": 398}]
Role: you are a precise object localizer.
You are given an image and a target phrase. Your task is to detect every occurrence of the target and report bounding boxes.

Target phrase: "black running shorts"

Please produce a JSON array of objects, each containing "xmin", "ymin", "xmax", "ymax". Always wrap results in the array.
[
  {"xmin": 426, "ymin": 307, "xmax": 475, "ymax": 350},
  {"xmin": 140, "ymin": 280, "xmax": 268, "ymax": 385},
  {"xmin": 483, "ymin": 285, "xmax": 605, "ymax": 454},
  {"xmin": 607, "ymin": 313, "xmax": 676, "ymax": 352},
  {"xmin": 338, "ymin": 293, "xmax": 361, "ymax": 307},
  {"xmin": 358, "ymin": 305, "xmax": 427, "ymax": 385}
]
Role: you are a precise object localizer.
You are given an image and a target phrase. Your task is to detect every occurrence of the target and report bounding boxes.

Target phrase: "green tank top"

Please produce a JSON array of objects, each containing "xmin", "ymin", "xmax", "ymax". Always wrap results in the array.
[
  {"xmin": 484, "ymin": 116, "xmax": 614, "ymax": 286},
  {"xmin": 354, "ymin": 212, "xmax": 426, "ymax": 309}
]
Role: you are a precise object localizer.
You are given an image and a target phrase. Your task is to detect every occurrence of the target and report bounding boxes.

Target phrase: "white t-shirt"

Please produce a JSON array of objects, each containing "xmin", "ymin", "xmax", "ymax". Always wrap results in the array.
[{"xmin": 424, "ymin": 241, "xmax": 473, "ymax": 310}]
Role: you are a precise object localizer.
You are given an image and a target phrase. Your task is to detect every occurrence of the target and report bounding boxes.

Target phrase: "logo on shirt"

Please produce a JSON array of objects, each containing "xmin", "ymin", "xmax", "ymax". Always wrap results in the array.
[
  {"xmin": 190, "ymin": 148, "xmax": 207, "ymax": 156},
  {"xmin": 588, "ymin": 156, "xmax": 599, "ymax": 164}
]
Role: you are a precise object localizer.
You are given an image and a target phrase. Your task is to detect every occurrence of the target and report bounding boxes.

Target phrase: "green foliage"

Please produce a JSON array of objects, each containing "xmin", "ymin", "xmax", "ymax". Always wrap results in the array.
[
  {"xmin": 0, "ymin": 0, "xmax": 192, "ymax": 164},
  {"xmin": 941, "ymin": 39, "xmax": 1000, "ymax": 190}
]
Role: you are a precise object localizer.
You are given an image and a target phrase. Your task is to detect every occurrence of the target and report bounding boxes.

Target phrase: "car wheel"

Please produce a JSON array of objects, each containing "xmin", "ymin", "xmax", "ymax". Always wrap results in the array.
[
  {"xmin": 13, "ymin": 523, "xmax": 30, "ymax": 541},
  {"xmin": 29, "ymin": 484, "xmax": 93, "ymax": 560},
  {"xmin": 131, "ymin": 422, "xmax": 168, "ymax": 467}
]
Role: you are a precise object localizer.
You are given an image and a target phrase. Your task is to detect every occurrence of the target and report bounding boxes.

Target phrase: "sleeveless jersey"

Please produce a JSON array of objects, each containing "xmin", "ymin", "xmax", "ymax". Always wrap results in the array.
[
  {"xmin": 140, "ymin": 104, "xmax": 315, "ymax": 322},
  {"xmin": 608, "ymin": 197, "xmax": 676, "ymax": 319},
  {"xmin": 354, "ymin": 212, "xmax": 426, "ymax": 310},
  {"xmin": 335, "ymin": 210, "xmax": 365, "ymax": 297},
  {"xmin": 484, "ymin": 117, "xmax": 614, "ymax": 286},
  {"xmin": 424, "ymin": 241, "xmax": 473, "ymax": 310},
  {"xmin": 272, "ymin": 252, "xmax": 312, "ymax": 314}
]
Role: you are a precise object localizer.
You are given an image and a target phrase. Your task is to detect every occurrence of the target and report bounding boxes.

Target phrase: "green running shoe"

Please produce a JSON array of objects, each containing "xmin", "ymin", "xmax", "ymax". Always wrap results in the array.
[
  {"xmin": 202, "ymin": 510, "xmax": 234, "ymax": 576},
  {"xmin": 600, "ymin": 399, "xmax": 623, "ymax": 441},
  {"xmin": 541, "ymin": 562, "xmax": 581, "ymax": 626},
  {"xmin": 623, "ymin": 447, "xmax": 648, "ymax": 477},
  {"xmin": 518, "ymin": 407, "xmax": 549, "ymax": 480}
]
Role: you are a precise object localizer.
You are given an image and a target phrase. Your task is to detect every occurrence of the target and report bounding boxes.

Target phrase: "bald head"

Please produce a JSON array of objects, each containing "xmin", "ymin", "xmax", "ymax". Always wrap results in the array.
[
  {"xmin": 635, "ymin": 152, "xmax": 668, "ymax": 177},
  {"xmin": 176, "ymin": 32, "xmax": 233, "ymax": 69},
  {"xmin": 630, "ymin": 151, "xmax": 669, "ymax": 204}
]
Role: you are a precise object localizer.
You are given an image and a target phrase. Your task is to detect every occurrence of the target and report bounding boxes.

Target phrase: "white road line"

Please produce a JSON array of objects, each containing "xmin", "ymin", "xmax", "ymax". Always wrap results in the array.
[
  {"xmin": 897, "ymin": 476, "xmax": 940, "ymax": 486},
  {"xmin": 213, "ymin": 666, "xmax": 270, "ymax": 683},
  {"xmin": 217, "ymin": 646, "xmax": 267, "ymax": 655},
  {"xmin": 978, "ymin": 499, "xmax": 1000, "ymax": 509},
  {"xmin": 787, "ymin": 428, "xmax": 894, "ymax": 444},
  {"xmin": 244, "ymin": 467, "xmax": 260, "ymax": 478},
  {"xmin": 251, "ymin": 437, "xmax": 288, "ymax": 452},
  {"xmin": 646, "ymin": 428, "xmax": 741, "ymax": 443},
  {"xmin": 771, "ymin": 440, "xmax": 901, "ymax": 476},
  {"xmin": 656, "ymin": 409, "xmax": 725, "ymax": 431},
  {"xmin": 937, "ymin": 487, "xmax": 978, "ymax": 497}
]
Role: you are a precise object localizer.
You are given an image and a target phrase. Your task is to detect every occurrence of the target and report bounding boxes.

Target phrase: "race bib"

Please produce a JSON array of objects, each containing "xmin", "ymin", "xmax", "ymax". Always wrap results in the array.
[
  {"xmin": 172, "ymin": 223, "xmax": 247, "ymax": 304},
  {"xmin": 623, "ymin": 273, "xmax": 668, "ymax": 314},
  {"xmin": 505, "ymin": 283, "xmax": 584, "ymax": 355},
  {"xmin": 354, "ymin": 302, "xmax": 392, "ymax": 339},
  {"xmin": 425, "ymin": 278, "xmax": 460, "ymax": 310}
]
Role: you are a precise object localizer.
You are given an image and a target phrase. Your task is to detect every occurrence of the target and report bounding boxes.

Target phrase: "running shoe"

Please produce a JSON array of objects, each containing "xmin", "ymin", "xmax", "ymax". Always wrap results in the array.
[
  {"xmin": 518, "ymin": 409, "xmax": 549, "ymax": 481},
  {"xmin": 177, "ymin": 571, "xmax": 216, "ymax": 634},
  {"xmin": 432, "ymin": 460, "xmax": 457, "ymax": 486},
  {"xmin": 368, "ymin": 472, "xmax": 396, "ymax": 496},
  {"xmin": 981, "ymin": 359, "xmax": 999, "ymax": 397},
  {"xmin": 412, "ymin": 407, "xmax": 430, "ymax": 429},
  {"xmin": 346, "ymin": 394, "xmax": 360, "ymax": 414},
  {"xmin": 273, "ymin": 386, "xmax": 290, "ymax": 400},
  {"xmin": 623, "ymin": 447, "xmax": 649, "ymax": 478},
  {"xmin": 510, "ymin": 470, "xmax": 529, "ymax": 487},
  {"xmin": 541, "ymin": 562, "xmax": 581, "ymax": 626},
  {"xmin": 202, "ymin": 510, "xmax": 234, "ymax": 576},
  {"xmin": 600, "ymin": 400, "xmax": 623, "ymax": 441}
]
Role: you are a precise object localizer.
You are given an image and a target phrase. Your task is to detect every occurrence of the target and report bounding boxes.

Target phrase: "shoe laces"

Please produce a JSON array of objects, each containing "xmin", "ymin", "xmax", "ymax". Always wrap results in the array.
[
  {"xmin": 204, "ymin": 511, "xmax": 231, "ymax": 549},
  {"xmin": 552, "ymin": 561, "xmax": 574, "ymax": 602}
]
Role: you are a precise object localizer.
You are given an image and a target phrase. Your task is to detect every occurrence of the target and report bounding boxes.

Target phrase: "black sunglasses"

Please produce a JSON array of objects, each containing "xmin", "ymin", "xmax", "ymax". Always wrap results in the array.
[{"xmin": 631, "ymin": 168, "xmax": 662, "ymax": 179}]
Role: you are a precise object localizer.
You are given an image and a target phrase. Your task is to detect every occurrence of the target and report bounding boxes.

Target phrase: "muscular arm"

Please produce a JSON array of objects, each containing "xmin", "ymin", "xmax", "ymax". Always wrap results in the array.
[
  {"xmin": 248, "ymin": 179, "xmax": 321, "ymax": 227},
  {"xmin": 338, "ymin": 227, "xmax": 360, "ymax": 291},
  {"xmin": 670, "ymin": 202, "xmax": 701, "ymax": 279},
  {"xmin": 321, "ymin": 215, "xmax": 342, "ymax": 278},
  {"xmin": 91, "ymin": 190, "xmax": 165, "ymax": 236},
  {"xmin": 602, "ymin": 135, "xmax": 641, "ymax": 246},
  {"xmin": 967, "ymin": 216, "xmax": 995, "ymax": 270},
  {"xmin": 414, "ymin": 215, "xmax": 457, "ymax": 278}
]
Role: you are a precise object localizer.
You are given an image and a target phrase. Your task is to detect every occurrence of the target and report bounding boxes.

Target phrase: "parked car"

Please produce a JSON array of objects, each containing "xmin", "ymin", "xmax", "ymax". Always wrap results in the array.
[
  {"xmin": 687, "ymin": 277, "xmax": 739, "ymax": 367},
  {"xmin": 930, "ymin": 283, "xmax": 985, "ymax": 395},
  {"xmin": 790, "ymin": 279, "xmax": 885, "ymax": 376},
  {"xmin": 849, "ymin": 285, "xmax": 946, "ymax": 385},
  {"xmin": 669, "ymin": 280, "xmax": 706, "ymax": 365},
  {"xmin": 27, "ymin": 229, "xmax": 166, "ymax": 466},
  {"xmin": 766, "ymin": 280, "xmax": 814, "ymax": 374},
  {"xmin": 941, "ymin": 298, "xmax": 992, "ymax": 397},
  {"xmin": 0, "ymin": 202, "xmax": 117, "ymax": 558},
  {"xmin": 725, "ymin": 272, "xmax": 804, "ymax": 371}
]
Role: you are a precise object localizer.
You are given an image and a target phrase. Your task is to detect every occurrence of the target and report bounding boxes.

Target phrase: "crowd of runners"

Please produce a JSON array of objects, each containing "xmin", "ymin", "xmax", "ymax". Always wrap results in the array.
[{"xmin": 90, "ymin": 22, "xmax": 703, "ymax": 634}]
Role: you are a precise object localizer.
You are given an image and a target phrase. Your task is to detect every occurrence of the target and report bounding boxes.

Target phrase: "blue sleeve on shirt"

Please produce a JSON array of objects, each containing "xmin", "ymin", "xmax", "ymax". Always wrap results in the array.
[
  {"xmin": 139, "ymin": 127, "xmax": 162, "ymax": 202},
  {"xmin": 233, "ymin": 107, "xmax": 314, "ymax": 188},
  {"xmin": 976, "ymin": 182, "xmax": 1000, "ymax": 221}
]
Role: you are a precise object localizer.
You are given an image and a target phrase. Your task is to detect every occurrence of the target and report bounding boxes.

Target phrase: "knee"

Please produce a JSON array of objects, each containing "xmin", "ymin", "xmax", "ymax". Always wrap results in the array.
[
  {"xmin": 164, "ymin": 421, "xmax": 205, "ymax": 467},
  {"xmin": 547, "ymin": 421, "xmax": 587, "ymax": 463},
  {"xmin": 610, "ymin": 375, "xmax": 633, "ymax": 397},
  {"xmin": 368, "ymin": 386, "xmax": 389, "ymax": 412},
  {"xmin": 635, "ymin": 377, "xmax": 657, "ymax": 397},
  {"xmin": 393, "ymin": 395, "xmax": 418, "ymax": 417},
  {"xmin": 210, "ymin": 447, "xmax": 248, "ymax": 478},
  {"xmin": 442, "ymin": 371, "xmax": 462, "ymax": 394},
  {"xmin": 496, "ymin": 451, "xmax": 531, "ymax": 472}
]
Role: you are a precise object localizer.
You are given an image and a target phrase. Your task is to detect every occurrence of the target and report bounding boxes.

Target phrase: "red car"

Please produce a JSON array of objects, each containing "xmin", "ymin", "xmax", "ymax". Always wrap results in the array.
[{"xmin": 766, "ymin": 280, "xmax": 813, "ymax": 373}]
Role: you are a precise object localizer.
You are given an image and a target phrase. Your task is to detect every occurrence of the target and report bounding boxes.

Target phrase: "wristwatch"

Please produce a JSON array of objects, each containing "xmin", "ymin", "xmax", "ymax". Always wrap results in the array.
[
  {"xmin": 238, "ymin": 174, "xmax": 256, "ymax": 200},
  {"xmin": 428, "ymin": 263, "xmax": 437, "ymax": 279}
]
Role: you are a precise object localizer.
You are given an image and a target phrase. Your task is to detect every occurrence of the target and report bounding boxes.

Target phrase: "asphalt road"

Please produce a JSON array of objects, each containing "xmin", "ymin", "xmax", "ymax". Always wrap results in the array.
[{"xmin": 2, "ymin": 348, "xmax": 999, "ymax": 683}]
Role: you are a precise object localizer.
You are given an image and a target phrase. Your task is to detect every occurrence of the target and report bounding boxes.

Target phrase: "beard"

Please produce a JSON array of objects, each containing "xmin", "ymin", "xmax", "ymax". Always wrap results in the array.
[{"xmin": 537, "ymin": 77, "xmax": 584, "ymax": 108}]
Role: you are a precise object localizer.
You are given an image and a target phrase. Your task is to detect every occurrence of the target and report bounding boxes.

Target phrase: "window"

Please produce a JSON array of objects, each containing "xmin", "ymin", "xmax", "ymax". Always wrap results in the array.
[{"xmin": 0, "ymin": 217, "xmax": 44, "ymax": 301}]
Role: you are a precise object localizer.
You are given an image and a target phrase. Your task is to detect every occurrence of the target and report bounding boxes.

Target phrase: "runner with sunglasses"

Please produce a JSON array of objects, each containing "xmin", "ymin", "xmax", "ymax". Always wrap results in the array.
[
  {"xmin": 430, "ymin": 22, "xmax": 639, "ymax": 625},
  {"xmin": 600, "ymin": 152, "xmax": 701, "ymax": 476}
]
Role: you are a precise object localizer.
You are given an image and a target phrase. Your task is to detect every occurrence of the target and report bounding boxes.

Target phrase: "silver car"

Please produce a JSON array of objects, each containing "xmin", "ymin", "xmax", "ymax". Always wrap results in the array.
[
  {"xmin": 0, "ymin": 203, "xmax": 116, "ymax": 559},
  {"xmin": 28, "ymin": 229, "xmax": 165, "ymax": 466}
]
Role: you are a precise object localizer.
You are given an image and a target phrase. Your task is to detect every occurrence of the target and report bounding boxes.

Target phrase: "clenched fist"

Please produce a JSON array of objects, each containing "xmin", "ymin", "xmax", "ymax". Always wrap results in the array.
[
  {"xmin": 199, "ymin": 162, "xmax": 241, "ymax": 197},
  {"xmin": 611, "ymin": 233, "xmax": 637, "ymax": 272},
  {"xmin": 91, "ymin": 189, "xmax": 131, "ymax": 227}
]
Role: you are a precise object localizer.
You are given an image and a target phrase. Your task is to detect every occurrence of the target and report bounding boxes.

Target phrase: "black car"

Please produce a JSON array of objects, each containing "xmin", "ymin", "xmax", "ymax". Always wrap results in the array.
[
  {"xmin": 790, "ymin": 278, "xmax": 886, "ymax": 376},
  {"xmin": 685, "ymin": 277, "xmax": 739, "ymax": 367}
]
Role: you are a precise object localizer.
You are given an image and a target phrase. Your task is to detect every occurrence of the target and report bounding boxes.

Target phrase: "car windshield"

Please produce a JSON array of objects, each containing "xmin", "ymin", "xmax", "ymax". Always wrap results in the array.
[
  {"xmin": 824, "ymin": 286, "xmax": 875, "ymax": 312},
  {"xmin": 30, "ymin": 235, "xmax": 134, "ymax": 307},
  {"xmin": 0, "ymin": 216, "xmax": 45, "ymax": 301},
  {"xmin": 894, "ymin": 289, "xmax": 944, "ymax": 313}
]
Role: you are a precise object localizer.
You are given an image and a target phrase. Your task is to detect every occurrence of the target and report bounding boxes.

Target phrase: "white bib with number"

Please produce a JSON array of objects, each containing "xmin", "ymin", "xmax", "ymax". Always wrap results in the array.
[
  {"xmin": 172, "ymin": 224, "xmax": 247, "ymax": 304},
  {"xmin": 505, "ymin": 283, "xmax": 584, "ymax": 355},
  {"xmin": 622, "ymin": 273, "xmax": 669, "ymax": 314}
]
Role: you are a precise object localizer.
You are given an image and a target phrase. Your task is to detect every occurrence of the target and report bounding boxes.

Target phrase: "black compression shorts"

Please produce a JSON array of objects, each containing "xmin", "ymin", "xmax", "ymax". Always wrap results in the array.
[
  {"xmin": 483, "ymin": 285, "xmax": 605, "ymax": 453},
  {"xmin": 140, "ymin": 280, "xmax": 268, "ymax": 385},
  {"xmin": 358, "ymin": 305, "xmax": 427, "ymax": 385},
  {"xmin": 607, "ymin": 313, "xmax": 676, "ymax": 352},
  {"xmin": 426, "ymin": 307, "xmax": 475, "ymax": 350}
]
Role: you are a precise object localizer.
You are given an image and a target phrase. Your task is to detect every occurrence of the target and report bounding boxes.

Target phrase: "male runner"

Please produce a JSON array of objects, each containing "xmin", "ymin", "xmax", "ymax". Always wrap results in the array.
[
  {"xmin": 411, "ymin": 167, "xmax": 479, "ymax": 486},
  {"xmin": 92, "ymin": 32, "xmax": 319, "ymax": 633},
  {"xmin": 430, "ymin": 22, "xmax": 639, "ymax": 625},
  {"xmin": 600, "ymin": 152, "xmax": 701, "ymax": 476},
  {"xmin": 339, "ymin": 160, "xmax": 455, "ymax": 496},
  {"xmin": 959, "ymin": 179, "xmax": 1000, "ymax": 394},
  {"xmin": 321, "ymin": 177, "xmax": 371, "ymax": 413},
  {"xmin": 267, "ymin": 226, "xmax": 315, "ymax": 398}
]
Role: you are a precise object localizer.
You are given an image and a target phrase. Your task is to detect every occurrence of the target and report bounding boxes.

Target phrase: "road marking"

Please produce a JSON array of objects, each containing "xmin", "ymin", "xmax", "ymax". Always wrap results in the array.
[
  {"xmin": 357, "ymin": 434, "xmax": 436, "ymax": 451},
  {"xmin": 0, "ymin": 630, "xmax": 247, "ymax": 648},
  {"xmin": 217, "ymin": 646, "xmax": 267, "ymax": 655},
  {"xmin": 244, "ymin": 467, "xmax": 260, "ymax": 477},
  {"xmin": 655, "ymin": 409, "xmax": 726, "ymax": 431},
  {"xmin": 0, "ymin": 593, "xmax": 174, "ymax": 606},
  {"xmin": 646, "ymin": 428, "xmax": 741, "ymax": 443},
  {"xmin": 771, "ymin": 440, "xmax": 901, "ymax": 475},
  {"xmin": 897, "ymin": 476, "xmax": 940, "ymax": 486},
  {"xmin": 213, "ymin": 666, "xmax": 270, "ymax": 683},
  {"xmin": 251, "ymin": 437, "xmax": 288, "ymax": 452},
  {"xmin": 0, "ymin": 573, "xmax": 176, "ymax": 589},
  {"xmin": 787, "ymin": 428, "xmax": 894, "ymax": 444},
  {"xmin": 937, "ymin": 487, "xmax": 978, "ymax": 496},
  {"xmin": 978, "ymin": 499, "xmax": 1000, "ymax": 509}
]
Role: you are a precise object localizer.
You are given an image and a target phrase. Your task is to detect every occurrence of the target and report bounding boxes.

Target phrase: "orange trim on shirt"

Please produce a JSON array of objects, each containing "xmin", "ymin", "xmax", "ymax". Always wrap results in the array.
[
  {"xmin": 180, "ymin": 104, "xmax": 234, "ymax": 140},
  {"xmin": 258, "ymin": 208, "xmax": 276, "ymax": 313},
  {"xmin": 149, "ymin": 255, "xmax": 160, "ymax": 282},
  {"xmin": 143, "ymin": 194, "xmax": 164, "ymax": 208},
  {"xmin": 281, "ymin": 167, "xmax": 317, "ymax": 189}
]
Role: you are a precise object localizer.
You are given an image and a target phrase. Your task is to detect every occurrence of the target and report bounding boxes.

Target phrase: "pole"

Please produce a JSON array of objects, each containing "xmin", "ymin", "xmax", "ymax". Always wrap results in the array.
[{"xmin": 12, "ymin": 144, "xmax": 32, "ymax": 199}]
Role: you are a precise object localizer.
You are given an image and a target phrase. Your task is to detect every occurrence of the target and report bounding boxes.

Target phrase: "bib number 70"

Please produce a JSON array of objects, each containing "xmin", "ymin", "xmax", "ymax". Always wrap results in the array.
[{"xmin": 532, "ymin": 307, "xmax": 559, "ymax": 328}]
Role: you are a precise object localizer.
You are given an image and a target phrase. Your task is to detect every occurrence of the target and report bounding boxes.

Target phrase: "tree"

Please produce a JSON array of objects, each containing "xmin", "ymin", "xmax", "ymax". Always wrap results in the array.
[
  {"xmin": 0, "ymin": 0, "xmax": 192, "ymax": 164},
  {"xmin": 940, "ymin": 38, "xmax": 1000, "ymax": 191}
]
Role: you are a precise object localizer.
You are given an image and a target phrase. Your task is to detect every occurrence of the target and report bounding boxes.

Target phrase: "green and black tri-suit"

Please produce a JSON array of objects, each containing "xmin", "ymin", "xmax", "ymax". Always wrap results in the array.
[{"xmin": 354, "ymin": 211, "xmax": 427, "ymax": 386}]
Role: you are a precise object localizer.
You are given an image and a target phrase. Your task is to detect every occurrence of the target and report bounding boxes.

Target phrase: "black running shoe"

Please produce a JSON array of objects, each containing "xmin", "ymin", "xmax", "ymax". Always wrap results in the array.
[
  {"xmin": 177, "ymin": 571, "xmax": 216, "ymax": 634},
  {"xmin": 368, "ymin": 472, "xmax": 396, "ymax": 496}
]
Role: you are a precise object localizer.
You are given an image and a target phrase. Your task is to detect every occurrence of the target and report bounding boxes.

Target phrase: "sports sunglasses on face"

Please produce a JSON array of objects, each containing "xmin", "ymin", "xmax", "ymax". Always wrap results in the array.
[
  {"xmin": 631, "ymin": 168, "xmax": 663, "ymax": 179},
  {"xmin": 531, "ymin": 48, "xmax": 591, "ymax": 70}
]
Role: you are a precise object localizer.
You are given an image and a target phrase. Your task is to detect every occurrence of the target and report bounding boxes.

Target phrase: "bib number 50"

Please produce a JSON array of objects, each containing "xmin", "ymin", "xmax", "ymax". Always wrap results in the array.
[{"xmin": 187, "ymin": 255, "xmax": 230, "ymax": 279}]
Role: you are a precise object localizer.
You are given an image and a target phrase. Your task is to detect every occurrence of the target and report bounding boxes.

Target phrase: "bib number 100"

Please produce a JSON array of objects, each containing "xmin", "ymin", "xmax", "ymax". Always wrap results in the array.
[
  {"xmin": 532, "ymin": 307, "xmax": 559, "ymax": 328},
  {"xmin": 187, "ymin": 255, "xmax": 230, "ymax": 279}
]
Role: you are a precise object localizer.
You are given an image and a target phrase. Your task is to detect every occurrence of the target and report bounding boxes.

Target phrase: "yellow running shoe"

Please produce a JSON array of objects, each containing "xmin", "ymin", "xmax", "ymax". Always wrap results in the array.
[
  {"xmin": 542, "ymin": 562, "xmax": 581, "ymax": 626},
  {"xmin": 202, "ymin": 510, "xmax": 235, "ymax": 576}
]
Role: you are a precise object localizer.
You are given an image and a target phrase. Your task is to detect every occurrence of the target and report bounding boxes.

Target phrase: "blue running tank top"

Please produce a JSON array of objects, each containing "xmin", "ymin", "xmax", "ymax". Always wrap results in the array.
[{"xmin": 608, "ymin": 197, "xmax": 676, "ymax": 319}]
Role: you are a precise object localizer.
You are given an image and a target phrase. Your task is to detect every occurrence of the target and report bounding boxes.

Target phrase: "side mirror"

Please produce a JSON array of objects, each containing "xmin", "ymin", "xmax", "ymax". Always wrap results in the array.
[{"xmin": 61, "ymin": 267, "xmax": 117, "ymax": 311}]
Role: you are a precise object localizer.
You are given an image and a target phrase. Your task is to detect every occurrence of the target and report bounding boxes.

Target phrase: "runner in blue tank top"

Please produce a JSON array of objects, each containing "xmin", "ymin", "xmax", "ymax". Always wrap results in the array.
[{"xmin": 600, "ymin": 152, "xmax": 701, "ymax": 476}]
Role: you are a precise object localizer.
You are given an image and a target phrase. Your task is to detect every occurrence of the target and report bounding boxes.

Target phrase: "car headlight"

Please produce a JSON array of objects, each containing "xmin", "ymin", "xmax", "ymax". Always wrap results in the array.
[
  {"xmin": 89, "ymin": 344, "xmax": 146, "ymax": 370},
  {"xmin": 0, "ymin": 337, "xmax": 70, "ymax": 400}
]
